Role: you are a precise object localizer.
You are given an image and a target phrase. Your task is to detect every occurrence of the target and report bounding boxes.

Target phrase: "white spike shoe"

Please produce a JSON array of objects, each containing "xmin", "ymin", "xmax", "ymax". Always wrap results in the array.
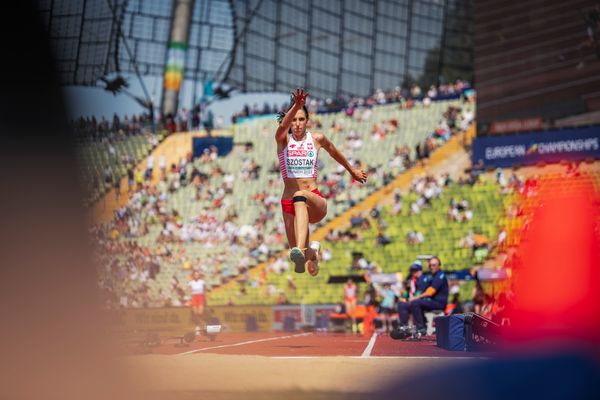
[{"xmin": 306, "ymin": 241, "xmax": 320, "ymax": 277}]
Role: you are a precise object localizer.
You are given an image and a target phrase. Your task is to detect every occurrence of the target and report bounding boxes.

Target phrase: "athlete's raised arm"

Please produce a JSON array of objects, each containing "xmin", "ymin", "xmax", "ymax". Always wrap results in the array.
[{"xmin": 275, "ymin": 88, "xmax": 308, "ymax": 143}]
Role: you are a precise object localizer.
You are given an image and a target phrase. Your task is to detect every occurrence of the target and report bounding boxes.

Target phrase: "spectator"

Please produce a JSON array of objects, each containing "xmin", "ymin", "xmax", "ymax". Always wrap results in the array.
[
  {"xmin": 375, "ymin": 282, "xmax": 397, "ymax": 333},
  {"xmin": 351, "ymin": 252, "xmax": 369, "ymax": 271},
  {"xmin": 322, "ymin": 247, "xmax": 332, "ymax": 262},
  {"xmin": 471, "ymin": 279, "xmax": 485, "ymax": 314},
  {"xmin": 407, "ymin": 230, "xmax": 425, "ymax": 245},
  {"xmin": 188, "ymin": 270, "xmax": 206, "ymax": 328},
  {"xmin": 480, "ymin": 293, "xmax": 495, "ymax": 320},
  {"xmin": 350, "ymin": 212, "xmax": 364, "ymax": 228},
  {"xmin": 445, "ymin": 285, "xmax": 463, "ymax": 315},
  {"xmin": 113, "ymin": 171, "xmax": 121, "ymax": 201},
  {"xmin": 145, "ymin": 154, "xmax": 154, "ymax": 181},
  {"xmin": 191, "ymin": 106, "xmax": 200, "ymax": 130},
  {"xmin": 159, "ymin": 154, "xmax": 167, "ymax": 176},
  {"xmin": 344, "ymin": 278, "xmax": 359, "ymax": 333},
  {"xmin": 448, "ymin": 198, "xmax": 473, "ymax": 222},
  {"xmin": 376, "ymin": 230, "xmax": 392, "ymax": 246},
  {"xmin": 127, "ymin": 165, "xmax": 135, "ymax": 193},
  {"xmin": 276, "ymin": 290, "xmax": 290, "ymax": 305},
  {"xmin": 493, "ymin": 226, "xmax": 507, "ymax": 253},
  {"xmin": 492, "ymin": 291, "xmax": 513, "ymax": 326},
  {"xmin": 203, "ymin": 108, "xmax": 214, "ymax": 136}
]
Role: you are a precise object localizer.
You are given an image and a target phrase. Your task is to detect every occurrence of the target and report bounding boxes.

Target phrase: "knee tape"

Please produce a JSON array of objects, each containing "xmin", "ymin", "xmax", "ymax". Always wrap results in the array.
[{"xmin": 293, "ymin": 195, "xmax": 307, "ymax": 203}]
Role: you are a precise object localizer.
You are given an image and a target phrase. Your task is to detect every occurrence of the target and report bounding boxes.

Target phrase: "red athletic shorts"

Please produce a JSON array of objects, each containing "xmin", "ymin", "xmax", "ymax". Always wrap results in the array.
[
  {"xmin": 191, "ymin": 294, "xmax": 205, "ymax": 307},
  {"xmin": 281, "ymin": 188, "xmax": 324, "ymax": 215}
]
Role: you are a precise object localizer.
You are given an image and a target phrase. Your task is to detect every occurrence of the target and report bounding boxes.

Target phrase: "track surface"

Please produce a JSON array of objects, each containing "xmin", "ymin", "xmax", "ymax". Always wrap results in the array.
[{"xmin": 123, "ymin": 331, "xmax": 487, "ymax": 358}]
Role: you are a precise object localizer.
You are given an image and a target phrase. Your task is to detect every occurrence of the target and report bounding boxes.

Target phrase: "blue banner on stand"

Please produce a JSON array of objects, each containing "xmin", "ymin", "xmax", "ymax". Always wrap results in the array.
[
  {"xmin": 192, "ymin": 136, "xmax": 233, "ymax": 158},
  {"xmin": 472, "ymin": 125, "xmax": 600, "ymax": 168}
]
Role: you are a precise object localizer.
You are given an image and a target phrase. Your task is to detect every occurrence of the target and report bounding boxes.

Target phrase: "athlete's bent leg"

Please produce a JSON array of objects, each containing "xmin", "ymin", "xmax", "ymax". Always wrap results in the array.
[
  {"xmin": 287, "ymin": 190, "xmax": 327, "ymax": 273},
  {"xmin": 292, "ymin": 195, "xmax": 309, "ymax": 251},
  {"xmin": 292, "ymin": 190, "xmax": 327, "ymax": 250}
]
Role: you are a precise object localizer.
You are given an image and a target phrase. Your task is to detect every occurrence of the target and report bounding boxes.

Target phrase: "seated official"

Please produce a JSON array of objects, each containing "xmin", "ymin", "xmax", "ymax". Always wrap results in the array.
[
  {"xmin": 398, "ymin": 256, "xmax": 448, "ymax": 335},
  {"xmin": 397, "ymin": 262, "xmax": 429, "ymax": 323}
]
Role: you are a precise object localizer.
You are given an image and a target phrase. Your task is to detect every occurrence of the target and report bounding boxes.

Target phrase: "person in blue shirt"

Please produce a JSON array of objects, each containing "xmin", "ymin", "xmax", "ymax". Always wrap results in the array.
[
  {"xmin": 404, "ymin": 256, "xmax": 449, "ymax": 335},
  {"xmin": 398, "ymin": 262, "xmax": 430, "ymax": 328},
  {"xmin": 376, "ymin": 282, "xmax": 397, "ymax": 333}
]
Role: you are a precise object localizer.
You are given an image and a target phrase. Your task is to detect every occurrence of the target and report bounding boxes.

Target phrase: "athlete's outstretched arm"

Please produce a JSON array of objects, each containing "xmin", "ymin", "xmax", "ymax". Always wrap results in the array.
[
  {"xmin": 317, "ymin": 133, "xmax": 367, "ymax": 183},
  {"xmin": 275, "ymin": 88, "xmax": 308, "ymax": 143}
]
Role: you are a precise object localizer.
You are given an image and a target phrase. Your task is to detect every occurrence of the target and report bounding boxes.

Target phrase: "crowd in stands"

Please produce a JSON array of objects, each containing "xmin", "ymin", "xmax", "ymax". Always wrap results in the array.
[
  {"xmin": 162, "ymin": 105, "xmax": 225, "ymax": 135},
  {"xmin": 323, "ymin": 172, "xmax": 451, "ymax": 256},
  {"xmin": 73, "ymin": 106, "xmax": 224, "ymax": 137},
  {"xmin": 412, "ymin": 163, "xmax": 599, "ymax": 327},
  {"xmin": 89, "ymin": 78, "xmax": 480, "ymax": 310},
  {"xmin": 230, "ymin": 102, "xmax": 290, "ymax": 124},
  {"xmin": 255, "ymin": 98, "xmax": 473, "ymax": 297},
  {"xmin": 70, "ymin": 112, "xmax": 154, "ymax": 143},
  {"xmin": 447, "ymin": 198, "xmax": 473, "ymax": 222},
  {"xmin": 315, "ymin": 157, "xmax": 525, "ymax": 330},
  {"xmin": 92, "ymin": 227, "xmax": 178, "ymax": 309},
  {"xmin": 73, "ymin": 106, "xmax": 228, "ymax": 205},
  {"xmin": 76, "ymin": 78, "xmax": 472, "ymax": 208},
  {"xmin": 408, "ymin": 174, "xmax": 449, "ymax": 215},
  {"xmin": 231, "ymin": 79, "xmax": 472, "ymax": 124},
  {"xmin": 415, "ymin": 105, "xmax": 474, "ymax": 161},
  {"xmin": 72, "ymin": 111, "xmax": 165, "ymax": 205},
  {"xmin": 92, "ymin": 148, "xmax": 287, "ymax": 308},
  {"xmin": 313, "ymin": 101, "xmax": 471, "ymax": 210}
]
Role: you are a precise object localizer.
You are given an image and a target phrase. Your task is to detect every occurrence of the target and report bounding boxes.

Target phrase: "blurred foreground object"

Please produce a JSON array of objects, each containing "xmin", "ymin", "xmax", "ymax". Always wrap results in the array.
[
  {"xmin": 383, "ymin": 172, "xmax": 600, "ymax": 399},
  {"xmin": 0, "ymin": 2, "xmax": 132, "ymax": 400}
]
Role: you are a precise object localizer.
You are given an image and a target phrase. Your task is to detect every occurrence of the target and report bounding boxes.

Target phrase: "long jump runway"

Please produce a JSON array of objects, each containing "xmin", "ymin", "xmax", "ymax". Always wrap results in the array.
[{"xmin": 121, "ymin": 332, "xmax": 486, "ymax": 399}]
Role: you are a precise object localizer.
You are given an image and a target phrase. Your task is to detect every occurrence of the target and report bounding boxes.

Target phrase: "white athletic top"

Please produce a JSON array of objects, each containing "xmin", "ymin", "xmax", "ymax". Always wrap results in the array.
[
  {"xmin": 278, "ymin": 131, "xmax": 319, "ymax": 179},
  {"xmin": 188, "ymin": 279, "xmax": 205, "ymax": 294}
]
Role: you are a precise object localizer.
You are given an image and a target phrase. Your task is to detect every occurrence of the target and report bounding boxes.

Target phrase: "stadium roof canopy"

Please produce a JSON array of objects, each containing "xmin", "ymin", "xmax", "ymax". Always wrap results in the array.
[
  {"xmin": 229, "ymin": 0, "xmax": 423, "ymax": 99},
  {"xmin": 36, "ymin": 0, "xmax": 234, "ymax": 87},
  {"xmin": 38, "ymin": 0, "xmax": 472, "ymax": 99}
]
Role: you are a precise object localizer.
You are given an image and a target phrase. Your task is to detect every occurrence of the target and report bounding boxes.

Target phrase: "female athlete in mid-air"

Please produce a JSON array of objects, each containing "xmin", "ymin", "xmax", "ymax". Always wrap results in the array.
[{"xmin": 276, "ymin": 88, "xmax": 367, "ymax": 275}]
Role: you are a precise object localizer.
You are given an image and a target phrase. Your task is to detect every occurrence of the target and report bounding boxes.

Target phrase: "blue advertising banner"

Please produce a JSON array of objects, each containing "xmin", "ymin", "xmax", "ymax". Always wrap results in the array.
[
  {"xmin": 192, "ymin": 136, "xmax": 233, "ymax": 158},
  {"xmin": 472, "ymin": 126, "xmax": 600, "ymax": 168}
]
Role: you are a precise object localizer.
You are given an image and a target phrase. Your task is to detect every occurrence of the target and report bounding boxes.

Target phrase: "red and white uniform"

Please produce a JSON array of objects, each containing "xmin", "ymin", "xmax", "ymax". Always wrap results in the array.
[
  {"xmin": 279, "ymin": 131, "xmax": 319, "ymax": 179},
  {"xmin": 189, "ymin": 278, "xmax": 205, "ymax": 306},
  {"xmin": 344, "ymin": 283, "xmax": 357, "ymax": 303}
]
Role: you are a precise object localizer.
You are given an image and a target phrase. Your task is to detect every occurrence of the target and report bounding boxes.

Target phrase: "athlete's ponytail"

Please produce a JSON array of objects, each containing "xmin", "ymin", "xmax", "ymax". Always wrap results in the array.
[{"xmin": 276, "ymin": 111, "xmax": 286, "ymax": 124}]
